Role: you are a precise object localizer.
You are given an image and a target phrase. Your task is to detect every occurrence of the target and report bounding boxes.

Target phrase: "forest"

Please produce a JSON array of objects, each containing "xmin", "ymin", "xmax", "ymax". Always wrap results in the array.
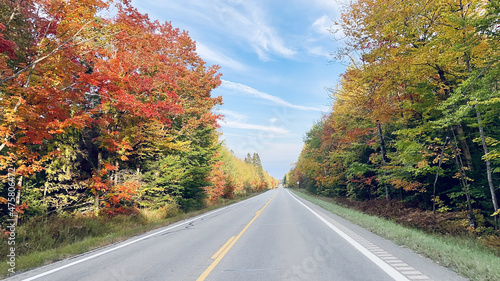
[
  {"xmin": 286, "ymin": 0, "xmax": 500, "ymax": 234},
  {"xmin": 0, "ymin": 0, "xmax": 277, "ymax": 231}
]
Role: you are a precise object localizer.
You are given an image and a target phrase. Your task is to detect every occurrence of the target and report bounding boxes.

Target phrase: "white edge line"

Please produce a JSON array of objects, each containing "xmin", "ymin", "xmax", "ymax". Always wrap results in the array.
[
  {"xmin": 286, "ymin": 190, "xmax": 410, "ymax": 281},
  {"xmin": 20, "ymin": 192, "xmax": 271, "ymax": 281}
]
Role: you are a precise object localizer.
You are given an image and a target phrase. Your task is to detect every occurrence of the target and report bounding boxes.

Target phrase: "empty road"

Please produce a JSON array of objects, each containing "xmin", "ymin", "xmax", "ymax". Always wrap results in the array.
[{"xmin": 6, "ymin": 188, "xmax": 467, "ymax": 281}]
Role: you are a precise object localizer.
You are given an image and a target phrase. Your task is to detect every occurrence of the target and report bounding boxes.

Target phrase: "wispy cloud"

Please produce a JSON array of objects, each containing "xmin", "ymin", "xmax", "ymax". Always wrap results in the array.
[
  {"xmin": 249, "ymin": 20, "xmax": 296, "ymax": 61},
  {"xmin": 221, "ymin": 80, "xmax": 323, "ymax": 112},
  {"xmin": 312, "ymin": 15, "xmax": 333, "ymax": 35},
  {"xmin": 207, "ymin": 1, "xmax": 296, "ymax": 61},
  {"xmin": 217, "ymin": 109, "xmax": 247, "ymax": 122},
  {"xmin": 222, "ymin": 121, "xmax": 290, "ymax": 134},
  {"xmin": 217, "ymin": 109, "xmax": 291, "ymax": 134},
  {"xmin": 196, "ymin": 42, "xmax": 247, "ymax": 71},
  {"xmin": 309, "ymin": 0, "xmax": 343, "ymax": 16},
  {"xmin": 300, "ymin": 15, "xmax": 334, "ymax": 58},
  {"xmin": 306, "ymin": 45, "xmax": 330, "ymax": 58},
  {"xmin": 134, "ymin": 1, "xmax": 295, "ymax": 61}
]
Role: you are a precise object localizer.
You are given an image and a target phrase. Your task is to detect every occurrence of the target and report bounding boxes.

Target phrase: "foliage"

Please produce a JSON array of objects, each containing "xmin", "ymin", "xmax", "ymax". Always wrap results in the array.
[
  {"xmin": 0, "ymin": 0, "xmax": 277, "ymax": 228},
  {"xmin": 287, "ymin": 0, "xmax": 500, "ymax": 232}
]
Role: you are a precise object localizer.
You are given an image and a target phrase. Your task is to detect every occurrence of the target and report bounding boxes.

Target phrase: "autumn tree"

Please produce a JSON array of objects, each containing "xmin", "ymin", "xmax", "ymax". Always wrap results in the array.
[
  {"xmin": 0, "ymin": 0, "xmax": 240, "ymax": 219},
  {"xmin": 1, "ymin": 0, "xmax": 116, "ymax": 220},
  {"xmin": 290, "ymin": 0, "xmax": 500, "ymax": 231}
]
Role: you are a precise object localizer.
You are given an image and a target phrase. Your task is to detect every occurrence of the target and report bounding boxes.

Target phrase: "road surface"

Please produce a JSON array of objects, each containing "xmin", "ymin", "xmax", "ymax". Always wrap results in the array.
[{"xmin": 6, "ymin": 188, "xmax": 467, "ymax": 281}]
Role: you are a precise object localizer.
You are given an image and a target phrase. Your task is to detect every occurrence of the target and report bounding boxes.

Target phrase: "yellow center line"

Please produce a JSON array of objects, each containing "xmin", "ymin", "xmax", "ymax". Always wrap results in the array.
[
  {"xmin": 196, "ymin": 191, "xmax": 279, "ymax": 281},
  {"xmin": 211, "ymin": 236, "xmax": 235, "ymax": 260}
]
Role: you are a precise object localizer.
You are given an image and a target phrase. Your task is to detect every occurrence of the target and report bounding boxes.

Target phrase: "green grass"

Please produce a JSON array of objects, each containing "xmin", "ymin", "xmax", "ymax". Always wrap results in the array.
[
  {"xmin": 291, "ymin": 189, "xmax": 500, "ymax": 281},
  {"xmin": 0, "ymin": 193, "xmax": 264, "ymax": 279}
]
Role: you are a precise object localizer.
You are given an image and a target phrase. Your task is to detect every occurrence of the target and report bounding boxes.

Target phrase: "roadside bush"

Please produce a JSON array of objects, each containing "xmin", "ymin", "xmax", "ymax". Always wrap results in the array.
[
  {"xmin": 1, "ymin": 214, "xmax": 110, "ymax": 257},
  {"xmin": 319, "ymin": 196, "xmax": 500, "ymax": 250}
]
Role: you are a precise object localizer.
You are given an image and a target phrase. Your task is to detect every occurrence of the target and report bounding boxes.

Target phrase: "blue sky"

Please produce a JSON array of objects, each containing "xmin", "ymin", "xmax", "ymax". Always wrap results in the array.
[{"xmin": 131, "ymin": 0, "xmax": 347, "ymax": 179}]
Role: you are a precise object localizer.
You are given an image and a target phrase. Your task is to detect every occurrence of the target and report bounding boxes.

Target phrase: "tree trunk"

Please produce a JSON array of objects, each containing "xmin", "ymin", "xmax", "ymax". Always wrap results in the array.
[
  {"xmin": 433, "ymin": 137, "xmax": 449, "ymax": 216},
  {"xmin": 136, "ymin": 165, "xmax": 141, "ymax": 184},
  {"xmin": 95, "ymin": 151, "xmax": 102, "ymax": 216},
  {"xmin": 475, "ymin": 104, "xmax": 499, "ymax": 228},
  {"xmin": 14, "ymin": 176, "xmax": 22, "ymax": 226},
  {"xmin": 114, "ymin": 160, "xmax": 119, "ymax": 186},
  {"xmin": 455, "ymin": 125, "xmax": 473, "ymax": 171},
  {"xmin": 376, "ymin": 123, "xmax": 389, "ymax": 200},
  {"xmin": 451, "ymin": 133, "xmax": 476, "ymax": 228}
]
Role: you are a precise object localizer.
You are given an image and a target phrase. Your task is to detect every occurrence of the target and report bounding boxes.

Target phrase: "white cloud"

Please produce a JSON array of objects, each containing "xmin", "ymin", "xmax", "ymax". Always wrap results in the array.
[
  {"xmin": 134, "ymin": 1, "xmax": 295, "ymax": 60},
  {"xmin": 207, "ymin": 1, "xmax": 296, "ymax": 60},
  {"xmin": 217, "ymin": 109, "xmax": 291, "ymax": 134},
  {"xmin": 196, "ymin": 43, "xmax": 247, "ymax": 71},
  {"xmin": 312, "ymin": 15, "xmax": 332, "ymax": 35},
  {"xmin": 221, "ymin": 80, "xmax": 323, "ymax": 112},
  {"xmin": 217, "ymin": 109, "xmax": 247, "ymax": 122},
  {"xmin": 250, "ymin": 22, "xmax": 296, "ymax": 61},
  {"xmin": 301, "ymin": 15, "xmax": 336, "ymax": 58},
  {"xmin": 222, "ymin": 121, "xmax": 290, "ymax": 134},
  {"xmin": 307, "ymin": 45, "xmax": 330, "ymax": 58},
  {"xmin": 309, "ymin": 0, "xmax": 343, "ymax": 16},
  {"xmin": 259, "ymin": 142, "xmax": 304, "ymax": 160}
]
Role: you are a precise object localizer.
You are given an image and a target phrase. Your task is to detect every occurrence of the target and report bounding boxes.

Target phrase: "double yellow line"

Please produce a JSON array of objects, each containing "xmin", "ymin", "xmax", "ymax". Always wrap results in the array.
[{"xmin": 196, "ymin": 192, "xmax": 278, "ymax": 281}]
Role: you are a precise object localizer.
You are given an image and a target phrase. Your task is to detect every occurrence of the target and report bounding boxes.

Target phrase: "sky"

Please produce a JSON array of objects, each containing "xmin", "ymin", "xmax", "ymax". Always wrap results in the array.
[{"xmin": 131, "ymin": 0, "xmax": 347, "ymax": 179}]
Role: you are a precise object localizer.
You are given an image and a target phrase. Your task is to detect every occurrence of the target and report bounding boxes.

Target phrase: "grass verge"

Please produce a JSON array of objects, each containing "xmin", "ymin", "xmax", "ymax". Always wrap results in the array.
[
  {"xmin": 0, "ymin": 192, "xmax": 265, "ymax": 279},
  {"xmin": 291, "ymin": 189, "xmax": 500, "ymax": 281}
]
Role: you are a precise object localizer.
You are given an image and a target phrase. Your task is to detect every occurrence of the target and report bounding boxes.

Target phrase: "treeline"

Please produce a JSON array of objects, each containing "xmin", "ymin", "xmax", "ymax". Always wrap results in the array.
[
  {"xmin": 0, "ymin": 0, "xmax": 276, "ymax": 225},
  {"xmin": 286, "ymin": 0, "xmax": 500, "ymax": 230}
]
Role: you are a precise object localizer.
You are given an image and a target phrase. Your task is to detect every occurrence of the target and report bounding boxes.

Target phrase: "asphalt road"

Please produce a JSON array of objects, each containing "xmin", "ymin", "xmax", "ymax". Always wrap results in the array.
[{"xmin": 6, "ymin": 188, "xmax": 467, "ymax": 281}]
